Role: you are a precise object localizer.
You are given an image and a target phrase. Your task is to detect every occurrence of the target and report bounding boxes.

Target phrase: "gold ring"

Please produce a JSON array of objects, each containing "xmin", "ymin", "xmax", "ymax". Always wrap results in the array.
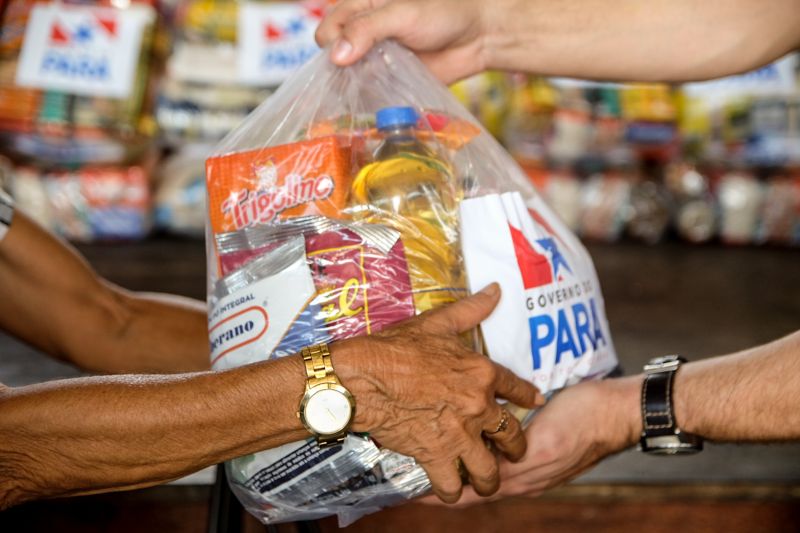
[{"xmin": 485, "ymin": 409, "xmax": 510, "ymax": 435}]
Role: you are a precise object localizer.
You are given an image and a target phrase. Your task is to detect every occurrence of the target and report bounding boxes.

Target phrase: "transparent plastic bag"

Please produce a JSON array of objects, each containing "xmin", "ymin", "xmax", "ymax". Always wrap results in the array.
[{"xmin": 205, "ymin": 40, "xmax": 617, "ymax": 526}]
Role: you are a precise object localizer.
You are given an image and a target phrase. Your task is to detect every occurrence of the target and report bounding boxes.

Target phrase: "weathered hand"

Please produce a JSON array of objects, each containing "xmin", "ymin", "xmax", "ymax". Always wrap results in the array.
[
  {"xmin": 315, "ymin": 0, "xmax": 497, "ymax": 84},
  {"xmin": 333, "ymin": 283, "xmax": 545, "ymax": 502},
  {"xmin": 419, "ymin": 376, "xmax": 642, "ymax": 506}
]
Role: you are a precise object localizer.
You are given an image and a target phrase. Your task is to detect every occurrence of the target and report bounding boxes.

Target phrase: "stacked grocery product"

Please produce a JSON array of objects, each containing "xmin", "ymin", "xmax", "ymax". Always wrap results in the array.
[
  {"xmin": 153, "ymin": 0, "xmax": 327, "ymax": 236},
  {"xmin": 453, "ymin": 55, "xmax": 800, "ymax": 246},
  {"xmin": 0, "ymin": 0, "xmax": 327, "ymax": 241},
  {"xmin": 157, "ymin": 0, "xmax": 267, "ymax": 143},
  {"xmin": 0, "ymin": 0, "xmax": 159, "ymax": 241},
  {"xmin": 0, "ymin": 2, "xmax": 795, "ymax": 246}
]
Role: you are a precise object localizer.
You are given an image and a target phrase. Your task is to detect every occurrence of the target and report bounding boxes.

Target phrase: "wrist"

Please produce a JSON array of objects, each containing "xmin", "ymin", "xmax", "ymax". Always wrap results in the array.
[
  {"xmin": 477, "ymin": 0, "xmax": 515, "ymax": 69},
  {"xmin": 328, "ymin": 336, "xmax": 389, "ymax": 434},
  {"xmin": 671, "ymin": 362, "xmax": 699, "ymax": 436},
  {"xmin": 478, "ymin": 0, "xmax": 529, "ymax": 72},
  {"xmin": 597, "ymin": 375, "xmax": 643, "ymax": 451}
]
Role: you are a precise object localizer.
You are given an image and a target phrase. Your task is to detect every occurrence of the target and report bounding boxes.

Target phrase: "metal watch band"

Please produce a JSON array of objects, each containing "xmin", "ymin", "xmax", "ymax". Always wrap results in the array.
[
  {"xmin": 299, "ymin": 343, "xmax": 351, "ymax": 448},
  {"xmin": 301, "ymin": 343, "xmax": 338, "ymax": 388},
  {"xmin": 0, "ymin": 189, "xmax": 14, "ymax": 242}
]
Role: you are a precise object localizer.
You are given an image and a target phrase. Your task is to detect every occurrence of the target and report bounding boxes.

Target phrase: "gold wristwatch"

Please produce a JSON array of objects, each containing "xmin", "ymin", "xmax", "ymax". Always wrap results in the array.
[{"xmin": 297, "ymin": 343, "xmax": 355, "ymax": 447}]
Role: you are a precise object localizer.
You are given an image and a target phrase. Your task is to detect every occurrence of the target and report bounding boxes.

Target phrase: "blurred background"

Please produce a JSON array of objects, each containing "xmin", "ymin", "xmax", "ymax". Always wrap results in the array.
[
  {"xmin": 0, "ymin": 1, "xmax": 797, "ymax": 532},
  {"xmin": 2, "ymin": 0, "xmax": 799, "ymax": 247}
]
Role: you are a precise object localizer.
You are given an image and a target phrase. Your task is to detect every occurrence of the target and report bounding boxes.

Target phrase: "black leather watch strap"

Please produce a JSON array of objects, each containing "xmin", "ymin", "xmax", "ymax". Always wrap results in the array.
[
  {"xmin": 642, "ymin": 369, "xmax": 677, "ymax": 436},
  {"xmin": 639, "ymin": 355, "xmax": 703, "ymax": 454}
]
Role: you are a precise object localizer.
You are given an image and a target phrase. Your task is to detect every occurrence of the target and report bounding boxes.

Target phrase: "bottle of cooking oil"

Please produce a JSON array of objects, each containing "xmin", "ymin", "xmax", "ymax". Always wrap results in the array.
[{"xmin": 350, "ymin": 106, "xmax": 464, "ymax": 313}]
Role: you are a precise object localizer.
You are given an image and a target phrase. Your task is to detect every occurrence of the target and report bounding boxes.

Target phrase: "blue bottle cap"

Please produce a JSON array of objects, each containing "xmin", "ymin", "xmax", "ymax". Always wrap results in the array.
[{"xmin": 376, "ymin": 106, "xmax": 419, "ymax": 130}]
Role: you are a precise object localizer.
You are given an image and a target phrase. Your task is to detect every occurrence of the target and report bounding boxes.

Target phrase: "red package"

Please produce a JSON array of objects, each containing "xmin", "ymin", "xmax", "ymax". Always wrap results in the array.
[{"xmin": 219, "ymin": 227, "xmax": 415, "ymax": 341}]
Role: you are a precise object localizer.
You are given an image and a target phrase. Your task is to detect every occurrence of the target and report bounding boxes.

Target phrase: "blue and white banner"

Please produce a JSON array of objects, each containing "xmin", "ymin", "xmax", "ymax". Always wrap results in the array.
[
  {"xmin": 237, "ymin": 1, "xmax": 325, "ymax": 86},
  {"xmin": 15, "ymin": 3, "xmax": 153, "ymax": 99}
]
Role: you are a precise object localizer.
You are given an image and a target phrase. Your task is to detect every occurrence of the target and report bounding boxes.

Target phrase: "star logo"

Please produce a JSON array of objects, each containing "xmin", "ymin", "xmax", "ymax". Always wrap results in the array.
[
  {"xmin": 49, "ymin": 13, "xmax": 117, "ymax": 46},
  {"xmin": 535, "ymin": 237, "xmax": 572, "ymax": 279},
  {"xmin": 73, "ymin": 24, "xmax": 94, "ymax": 44},
  {"xmin": 286, "ymin": 18, "xmax": 305, "ymax": 36}
]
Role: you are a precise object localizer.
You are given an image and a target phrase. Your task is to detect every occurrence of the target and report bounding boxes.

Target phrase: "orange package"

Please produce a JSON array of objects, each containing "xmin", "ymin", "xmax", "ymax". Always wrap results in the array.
[{"xmin": 206, "ymin": 136, "xmax": 352, "ymax": 233}]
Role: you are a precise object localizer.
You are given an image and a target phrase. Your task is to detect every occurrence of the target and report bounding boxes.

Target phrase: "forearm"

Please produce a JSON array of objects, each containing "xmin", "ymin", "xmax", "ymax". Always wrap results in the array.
[
  {"xmin": 673, "ymin": 330, "xmax": 800, "ymax": 441},
  {"xmin": 0, "ymin": 356, "xmax": 307, "ymax": 509},
  {"xmin": 87, "ymin": 284, "xmax": 210, "ymax": 374},
  {"xmin": 485, "ymin": 0, "xmax": 800, "ymax": 82},
  {"xmin": 0, "ymin": 288, "xmax": 542, "ymax": 509},
  {"xmin": 0, "ymin": 212, "xmax": 208, "ymax": 374},
  {"xmin": 605, "ymin": 330, "xmax": 800, "ymax": 451},
  {"xmin": 445, "ymin": 333, "xmax": 800, "ymax": 504}
]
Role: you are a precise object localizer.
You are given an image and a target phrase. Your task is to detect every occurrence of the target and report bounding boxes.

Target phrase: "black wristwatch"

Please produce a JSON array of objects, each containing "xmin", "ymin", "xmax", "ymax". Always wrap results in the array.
[{"xmin": 638, "ymin": 355, "xmax": 703, "ymax": 455}]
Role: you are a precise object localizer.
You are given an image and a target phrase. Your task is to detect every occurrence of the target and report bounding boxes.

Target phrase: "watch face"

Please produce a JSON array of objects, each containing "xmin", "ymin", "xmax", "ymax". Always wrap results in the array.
[{"xmin": 304, "ymin": 388, "xmax": 353, "ymax": 435}]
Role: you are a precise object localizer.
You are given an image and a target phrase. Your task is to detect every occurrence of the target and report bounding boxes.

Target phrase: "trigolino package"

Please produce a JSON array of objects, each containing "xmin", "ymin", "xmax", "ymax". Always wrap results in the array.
[{"xmin": 205, "ymin": 40, "xmax": 617, "ymax": 526}]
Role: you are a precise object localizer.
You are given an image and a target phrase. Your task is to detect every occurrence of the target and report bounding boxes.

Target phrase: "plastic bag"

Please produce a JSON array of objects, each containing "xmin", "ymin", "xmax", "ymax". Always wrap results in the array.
[
  {"xmin": 157, "ymin": 0, "xmax": 331, "ymax": 144},
  {"xmin": 205, "ymin": 40, "xmax": 617, "ymax": 526}
]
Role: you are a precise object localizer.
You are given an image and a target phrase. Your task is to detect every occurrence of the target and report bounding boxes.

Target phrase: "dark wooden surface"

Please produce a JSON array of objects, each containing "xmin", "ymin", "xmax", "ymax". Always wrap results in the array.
[
  {"xmin": 320, "ymin": 484, "xmax": 800, "ymax": 533},
  {"xmin": 0, "ymin": 237, "xmax": 798, "ymax": 531},
  {"xmin": 2, "ymin": 484, "xmax": 798, "ymax": 532}
]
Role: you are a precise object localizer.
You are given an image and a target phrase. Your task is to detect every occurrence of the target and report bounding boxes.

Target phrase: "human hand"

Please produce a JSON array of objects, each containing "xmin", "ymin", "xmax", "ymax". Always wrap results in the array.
[
  {"xmin": 418, "ymin": 376, "xmax": 642, "ymax": 506},
  {"xmin": 315, "ymin": 0, "xmax": 500, "ymax": 84},
  {"xmin": 333, "ymin": 283, "xmax": 545, "ymax": 503}
]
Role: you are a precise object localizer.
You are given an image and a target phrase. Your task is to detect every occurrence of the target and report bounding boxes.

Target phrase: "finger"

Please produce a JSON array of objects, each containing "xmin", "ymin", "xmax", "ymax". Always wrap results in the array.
[
  {"xmin": 332, "ymin": 1, "xmax": 420, "ymax": 65},
  {"xmin": 492, "ymin": 363, "xmax": 545, "ymax": 408},
  {"xmin": 419, "ymin": 462, "xmax": 549, "ymax": 507},
  {"xmin": 424, "ymin": 478, "xmax": 547, "ymax": 507},
  {"xmin": 315, "ymin": 0, "xmax": 389, "ymax": 46},
  {"xmin": 422, "ymin": 283, "xmax": 501, "ymax": 334},
  {"xmin": 420, "ymin": 458, "xmax": 464, "ymax": 504},
  {"xmin": 417, "ymin": 492, "xmax": 448, "ymax": 506},
  {"xmin": 451, "ymin": 485, "xmax": 491, "ymax": 507},
  {"xmin": 459, "ymin": 441, "xmax": 500, "ymax": 497},
  {"xmin": 418, "ymin": 485, "xmax": 487, "ymax": 508},
  {"xmin": 483, "ymin": 409, "xmax": 528, "ymax": 462}
]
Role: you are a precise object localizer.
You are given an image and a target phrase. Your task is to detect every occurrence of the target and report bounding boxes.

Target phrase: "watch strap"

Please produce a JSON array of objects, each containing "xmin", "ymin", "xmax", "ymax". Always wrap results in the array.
[
  {"xmin": 299, "ymin": 343, "xmax": 352, "ymax": 447},
  {"xmin": 641, "ymin": 370, "xmax": 676, "ymax": 436},
  {"xmin": 639, "ymin": 355, "xmax": 703, "ymax": 454},
  {"xmin": 317, "ymin": 433, "xmax": 347, "ymax": 448},
  {"xmin": 301, "ymin": 343, "xmax": 339, "ymax": 388}
]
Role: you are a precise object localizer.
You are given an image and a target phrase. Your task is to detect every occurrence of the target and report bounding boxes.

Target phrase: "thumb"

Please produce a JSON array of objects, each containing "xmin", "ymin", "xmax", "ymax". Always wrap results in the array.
[
  {"xmin": 424, "ymin": 283, "xmax": 501, "ymax": 334},
  {"xmin": 315, "ymin": 0, "xmax": 390, "ymax": 48},
  {"xmin": 330, "ymin": 2, "xmax": 418, "ymax": 65}
]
